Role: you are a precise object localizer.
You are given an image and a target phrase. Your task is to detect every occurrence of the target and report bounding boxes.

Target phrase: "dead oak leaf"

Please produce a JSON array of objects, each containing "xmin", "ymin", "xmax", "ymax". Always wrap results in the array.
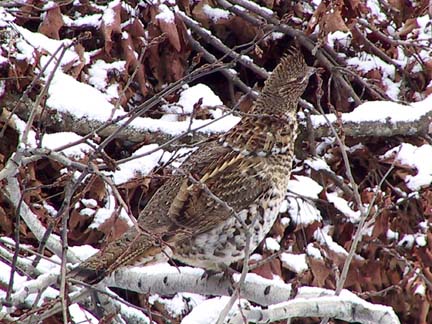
[
  {"xmin": 101, "ymin": 2, "xmax": 122, "ymax": 56},
  {"xmin": 38, "ymin": 4, "xmax": 64, "ymax": 40}
]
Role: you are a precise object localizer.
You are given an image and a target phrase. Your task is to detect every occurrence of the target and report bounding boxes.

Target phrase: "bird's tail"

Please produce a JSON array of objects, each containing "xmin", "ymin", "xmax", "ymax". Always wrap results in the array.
[{"xmin": 68, "ymin": 228, "xmax": 163, "ymax": 284}]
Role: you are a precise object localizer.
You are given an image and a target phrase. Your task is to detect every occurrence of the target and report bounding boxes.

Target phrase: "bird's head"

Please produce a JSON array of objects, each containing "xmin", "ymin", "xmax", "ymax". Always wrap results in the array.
[{"xmin": 252, "ymin": 48, "xmax": 315, "ymax": 116}]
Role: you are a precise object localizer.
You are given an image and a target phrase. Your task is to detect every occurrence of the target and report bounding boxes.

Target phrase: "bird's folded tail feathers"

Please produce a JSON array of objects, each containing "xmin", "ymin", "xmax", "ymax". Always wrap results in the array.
[{"xmin": 68, "ymin": 234, "xmax": 162, "ymax": 285}]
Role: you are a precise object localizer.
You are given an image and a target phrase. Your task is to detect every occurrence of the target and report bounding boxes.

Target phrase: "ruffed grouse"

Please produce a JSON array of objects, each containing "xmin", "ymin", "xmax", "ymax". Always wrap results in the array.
[{"xmin": 70, "ymin": 49, "xmax": 315, "ymax": 284}]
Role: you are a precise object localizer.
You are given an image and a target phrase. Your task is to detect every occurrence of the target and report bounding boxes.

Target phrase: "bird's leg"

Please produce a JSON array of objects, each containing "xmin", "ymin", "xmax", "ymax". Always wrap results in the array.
[{"xmin": 200, "ymin": 265, "xmax": 238, "ymax": 286}]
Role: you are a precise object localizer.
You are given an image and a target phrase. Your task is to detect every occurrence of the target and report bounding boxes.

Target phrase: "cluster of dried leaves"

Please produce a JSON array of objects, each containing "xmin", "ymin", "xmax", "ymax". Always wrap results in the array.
[{"xmin": 1, "ymin": 0, "xmax": 432, "ymax": 323}]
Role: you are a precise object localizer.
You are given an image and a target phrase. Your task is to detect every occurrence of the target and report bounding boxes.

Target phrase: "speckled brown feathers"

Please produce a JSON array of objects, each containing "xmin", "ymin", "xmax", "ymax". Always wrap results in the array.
[{"xmin": 69, "ymin": 49, "xmax": 314, "ymax": 284}]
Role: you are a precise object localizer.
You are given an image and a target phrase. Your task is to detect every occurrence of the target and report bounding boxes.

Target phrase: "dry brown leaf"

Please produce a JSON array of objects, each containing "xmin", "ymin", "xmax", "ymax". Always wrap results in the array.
[
  {"xmin": 97, "ymin": 212, "xmax": 130, "ymax": 241},
  {"xmin": 306, "ymin": 0, "xmax": 349, "ymax": 37},
  {"xmin": 156, "ymin": 13, "xmax": 182, "ymax": 52},
  {"xmin": 120, "ymin": 33, "xmax": 149, "ymax": 96},
  {"xmin": 191, "ymin": 0, "xmax": 212, "ymax": 28},
  {"xmin": 101, "ymin": 2, "xmax": 122, "ymax": 56},
  {"xmin": 38, "ymin": 4, "xmax": 63, "ymax": 39},
  {"xmin": 397, "ymin": 18, "xmax": 419, "ymax": 38},
  {"xmin": 308, "ymin": 256, "xmax": 332, "ymax": 287},
  {"xmin": 86, "ymin": 176, "xmax": 107, "ymax": 202},
  {"xmin": 0, "ymin": 205, "xmax": 13, "ymax": 236},
  {"xmin": 251, "ymin": 257, "xmax": 282, "ymax": 280}
]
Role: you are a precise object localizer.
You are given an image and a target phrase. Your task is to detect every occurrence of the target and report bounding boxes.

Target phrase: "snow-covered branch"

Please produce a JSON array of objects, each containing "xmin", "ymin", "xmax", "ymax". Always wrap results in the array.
[
  {"xmin": 2, "ymin": 177, "xmax": 80, "ymax": 264},
  {"xmin": 101, "ymin": 264, "xmax": 400, "ymax": 323},
  {"xmin": 227, "ymin": 295, "xmax": 400, "ymax": 324},
  {"xmin": 308, "ymin": 98, "xmax": 432, "ymax": 138},
  {"xmin": 4, "ymin": 92, "xmax": 432, "ymax": 157}
]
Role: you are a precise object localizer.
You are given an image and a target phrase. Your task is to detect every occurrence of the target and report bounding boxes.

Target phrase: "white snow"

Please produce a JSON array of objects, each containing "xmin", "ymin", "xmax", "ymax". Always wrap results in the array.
[
  {"xmin": 312, "ymin": 94, "xmax": 432, "ymax": 127},
  {"xmin": 131, "ymin": 263, "xmax": 205, "ymax": 276},
  {"xmin": 366, "ymin": 0, "xmax": 387, "ymax": 21},
  {"xmin": 110, "ymin": 144, "xmax": 165, "ymax": 184},
  {"xmin": 305, "ymin": 157, "xmax": 331, "ymax": 171},
  {"xmin": 150, "ymin": 293, "xmax": 207, "ymax": 318},
  {"xmin": 279, "ymin": 200, "xmax": 289, "ymax": 213},
  {"xmin": 182, "ymin": 296, "xmax": 250, "ymax": 324},
  {"xmin": 345, "ymin": 54, "xmax": 402, "ymax": 99},
  {"xmin": 69, "ymin": 244, "xmax": 99, "ymax": 262},
  {"xmin": 0, "ymin": 7, "xmax": 14, "ymax": 27},
  {"xmin": 287, "ymin": 176, "xmax": 323, "ymax": 225},
  {"xmin": 69, "ymin": 304, "xmax": 99, "ymax": 324},
  {"xmin": 306, "ymin": 243, "xmax": 323, "ymax": 260},
  {"xmin": 0, "ymin": 259, "xmax": 27, "ymax": 288},
  {"xmin": 163, "ymin": 84, "xmax": 224, "ymax": 117},
  {"xmin": 182, "ymin": 296, "xmax": 230, "ymax": 324},
  {"xmin": 414, "ymin": 283, "xmax": 426, "ymax": 296},
  {"xmin": 288, "ymin": 176, "xmax": 323, "ymax": 199},
  {"xmin": 47, "ymin": 70, "xmax": 119, "ymax": 120},
  {"xmin": 14, "ymin": 20, "xmax": 243, "ymax": 146},
  {"xmin": 102, "ymin": 0, "xmax": 120, "ymax": 25},
  {"xmin": 280, "ymin": 252, "xmax": 308, "ymax": 273},
  {"xmin": 386, "ymin": 228, "xmax": 399, "ymax": 241},
  {"xmin": 14, "ymin": 24, "xmax": 80, "ymax": 69},
  {"xmin": 42, "ymin": 132, "xmax": 94, "ymax": 158},
  {"xmin": 382, "ymin": 143, "xmax": 432, "ymax": 190},
  {"xmin": 327, "ymin": 192, "xmax": 361, "ymax": 222},
  {"xmin": 81, "ymin": 198, "xmax": 98, "ymax": 208},
  {"xmin": 63, "ymin": 14, "xmax": 102, "ymax": 27},
  {"xmin": 79, "ymin": 208, "xmax": 95, "ymax": 217},
  {"xmin": 264, "ymin": 237, "xmax": 280, "ymax": 252},
  {"xmin": 131, "ymin": 114, "xmax": 240, "ymax": 136},
  {"xmin": 327, "ymin": 31, "xmax": 351, "ymax": 48},
  {"xmin": 202, "ymin": 5, "xmax": 230, "ymax": 22},
  {"xmin": 88, "ymin": 60, "xmax": 125, "ymax": 100},
  {"xmin": 347, "ymin": 55, "xmax": 395, "ymax": 78},
  {"xmin": 89, "ymin": 186, "xmax": 133, "ymax": 229},
  {"xmin": 398, "ymin": 234, "xmax": 415, "ymax": 249},
  {"xmin": 12, "ymin": 115, "xmax": 37, "ymax": 147},
  {"xmin": 415, "ymin": 235, "xmax": 427, "ymax": 247},
  {"xmin": 314, "ymin": 227, "xmax": 349, "ymax": 256},
  {"xmin": 156, "ymin": 4, "xmax": 175, "ymax": 23},
  {"xmin": 31, "ymin": 254, "xmax": 61, "ymax": 275}
]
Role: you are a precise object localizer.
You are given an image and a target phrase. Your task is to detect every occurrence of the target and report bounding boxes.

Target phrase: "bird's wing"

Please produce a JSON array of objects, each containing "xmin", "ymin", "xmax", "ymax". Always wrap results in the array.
[{"xmin": 159, "ymin": 141, "xmax": 273, "ymax": 236}]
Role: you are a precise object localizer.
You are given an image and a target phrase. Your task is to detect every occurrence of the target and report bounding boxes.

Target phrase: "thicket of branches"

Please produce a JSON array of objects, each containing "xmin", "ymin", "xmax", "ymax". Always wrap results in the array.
[{"xmin": 0, "ymin": 0, "xmax": 431, "ymax": 323}]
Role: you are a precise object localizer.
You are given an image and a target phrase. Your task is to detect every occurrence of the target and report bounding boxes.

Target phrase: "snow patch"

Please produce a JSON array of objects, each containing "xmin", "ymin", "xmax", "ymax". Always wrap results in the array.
[
  {"xmin": 312, "ymin": 94, "xmax": 432, "ymax": 129},
  {"xmin": 156, "ymin": 4, "xmax": 175, "ymax": 23},
  {"xmin": 42, "ymin": 132, "xmax": 94, "ymax": 158},
  {"xmin": 287, "ymin": 176, "xmax": 323, "ymax": 225},
  {"xmin": 327, "ymin": 192, "xmax": 361, "ymax": 222},
  {"xmin": 202, "ymin": 5, "xmax": 230, "ymax": 22},
  {"xmin": 382, "ymin": 143, "xmax": 432, "ymax": 190},
  {"xmin": 280, "ymin": 253, "xmax": 308, "ymax": 273},
  {"xmin": 264, "ymin": 237, "xmax": 280, "ymax": 252},
  {"xmin": 110, "ymin": 144, "xmax": 164, "ymax": 184},
  {"xmin": 306, "ymin": 243, "xmax": 323, "ymax": 260}
]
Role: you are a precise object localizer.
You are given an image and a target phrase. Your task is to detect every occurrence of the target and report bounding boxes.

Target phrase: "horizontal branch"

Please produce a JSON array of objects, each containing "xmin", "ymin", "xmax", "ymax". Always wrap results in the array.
[
  {"xmin": 4, "ymin": 93, "xmax": 432, "ymax": 160},
  {"xmin": 307, "ymin": 99, "xmax": 432, "ymax": 138},
  {"xmin": 104, "ymin": 265, "xmax": 399, "ymax": 323},
  {"xmin": 228, "ymin": 295, "xmax": 400, "ymax": 324},
  {"xmin": 2, "ymin": 176, "xmax": 80, "ymax": 264},
  {"xmin": 2, "ymin": 94, "xmax": 207, "ymax": 149}
]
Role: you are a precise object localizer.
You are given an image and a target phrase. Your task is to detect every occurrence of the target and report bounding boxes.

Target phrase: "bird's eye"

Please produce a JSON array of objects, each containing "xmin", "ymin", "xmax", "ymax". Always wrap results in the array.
[{"xmin": 297, "ymin": 75, "xmax": 307, "ymax": 83}]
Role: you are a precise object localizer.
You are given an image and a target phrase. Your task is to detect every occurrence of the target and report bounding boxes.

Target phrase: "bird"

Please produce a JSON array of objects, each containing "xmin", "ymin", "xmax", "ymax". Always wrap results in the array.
[{"xmin": 69, "ymin": 48, "xmax": 315, "ymax": 285}]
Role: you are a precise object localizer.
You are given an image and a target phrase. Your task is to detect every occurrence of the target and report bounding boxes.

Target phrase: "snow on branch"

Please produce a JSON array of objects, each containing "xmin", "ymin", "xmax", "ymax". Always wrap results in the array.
[
  {"xmin": 4, "ymin": 92, "xmax": 432, "ymax": 156},
  {"xmin": 103, "ymin": 264, "xmax": 400, "ymax": 323},
  {"xmin": 2, "ymin": 177, "xmax": 80, "ymax": 264},
  {"xmin": 309, "ymin": 96, "xmax": 432, "ymax": 138},
  {"xmin": 227, "ymin": 295, "xmax": 400, "ymax": 324}
]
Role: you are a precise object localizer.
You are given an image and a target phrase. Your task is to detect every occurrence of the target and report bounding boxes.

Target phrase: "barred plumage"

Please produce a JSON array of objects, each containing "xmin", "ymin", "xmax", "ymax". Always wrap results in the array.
[{"xmin": 69, "ymin": 49, "xmax": 314, "ymax": 284}]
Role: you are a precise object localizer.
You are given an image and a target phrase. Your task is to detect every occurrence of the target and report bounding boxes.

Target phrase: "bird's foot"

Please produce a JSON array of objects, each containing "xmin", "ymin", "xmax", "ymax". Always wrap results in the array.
[{"xmin": 200, "ymin": 267, "xmax": 238, "ymax": 286}]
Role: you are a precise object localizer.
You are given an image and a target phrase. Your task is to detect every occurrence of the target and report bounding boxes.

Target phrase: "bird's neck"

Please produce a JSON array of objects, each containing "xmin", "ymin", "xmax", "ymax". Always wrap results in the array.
[{"xmin": 219, "ymin": 113, "xmax": 298, "ymax": 156}]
